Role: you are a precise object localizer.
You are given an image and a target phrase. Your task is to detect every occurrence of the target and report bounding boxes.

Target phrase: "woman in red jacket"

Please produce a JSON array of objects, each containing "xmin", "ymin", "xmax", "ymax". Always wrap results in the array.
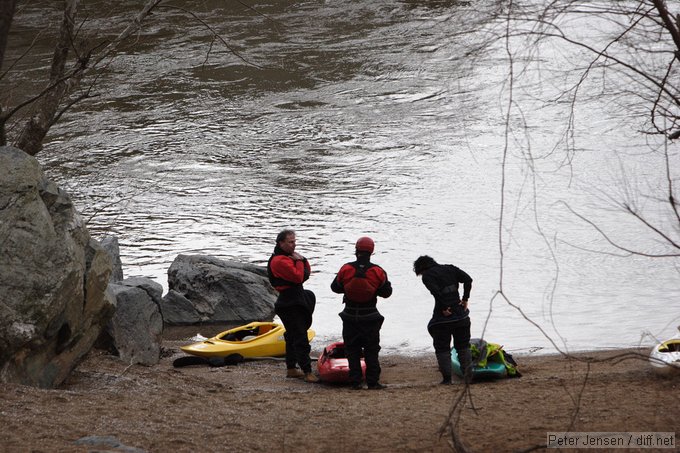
[{"xmin": 267, "ymin": 229, "xmax": 318, "ymax": 383}]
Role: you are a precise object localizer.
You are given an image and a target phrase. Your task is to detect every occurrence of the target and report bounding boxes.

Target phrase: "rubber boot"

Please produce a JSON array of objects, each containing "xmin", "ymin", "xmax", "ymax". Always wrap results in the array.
[
  {"xmin": 436, "ymin": 352, "xmax": 453, "ymax": 385},
  {"xmin": 457, "ymin": 347, "xmax": 473, "ymax": 385},
  {"xmin": 286, "ymin": 368, "xmax": 304, "ymax": 379},
  {"xmin": 303, "ymin": 372, "xmax": 319, "ymax": 383}
]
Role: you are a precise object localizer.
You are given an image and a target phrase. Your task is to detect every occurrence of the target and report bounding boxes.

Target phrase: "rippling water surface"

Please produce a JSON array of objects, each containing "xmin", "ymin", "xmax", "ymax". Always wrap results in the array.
[{"xmin": 11, "ymin": 0, "xmax": 679, "ymax": 354}]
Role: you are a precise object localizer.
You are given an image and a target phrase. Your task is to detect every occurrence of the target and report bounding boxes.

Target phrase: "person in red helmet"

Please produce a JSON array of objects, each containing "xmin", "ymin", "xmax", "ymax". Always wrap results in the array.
[
  {"xmin": 267, "ymin": 229, "xmax": 318, "ymax": 383},
  {"xmin": 331, "ymin": 236, "xmax": 392, "ymax": 390}
]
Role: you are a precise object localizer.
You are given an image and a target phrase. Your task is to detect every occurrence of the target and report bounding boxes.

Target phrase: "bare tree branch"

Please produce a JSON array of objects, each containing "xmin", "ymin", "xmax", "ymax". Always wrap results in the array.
[
  {"xmin": 664, "ymin": 141, "xmax": 680, "ymax": 224},
  {"xmin": 622, "ymin": 202, "xmax": 680, "ymax": 250},
  {"xmin": 156, "ymin": 3, "xmax": 265, "ymax": 69},
  {"xmin": 3, "ymin": 0, "xmax": 273, "ymax": 155},
  {"xmin": 4, "ymin": 0, "xmax": 164, "ymax": 154},
  {"xmin": 560, "ymin": 201, "xmax": 680, "ymax": 257},
  {"xmin": 90, "ymin": 0, "xmax": 162, "ymax": 67},
  {"xmin": 652, "ymin": 0, "xmax": 680, "ymax": 57}
]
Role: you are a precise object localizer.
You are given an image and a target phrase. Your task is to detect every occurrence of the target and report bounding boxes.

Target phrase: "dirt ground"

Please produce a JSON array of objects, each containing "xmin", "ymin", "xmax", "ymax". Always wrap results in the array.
[{"xmin": 1, "ymin": 332, "xmax": 678, "ymax": 453}]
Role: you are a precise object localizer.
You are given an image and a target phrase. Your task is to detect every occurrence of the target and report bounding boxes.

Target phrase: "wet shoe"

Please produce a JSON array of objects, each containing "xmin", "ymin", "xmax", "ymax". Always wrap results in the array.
[
  {"xmin": 440, "ymin": 377, "xmax": 452, "ymax": 385},
  {"xmin": 367, "ymin": 383, "xmax": 387, "ymax": 390},
  {"xmin": 351, "ymin": 383, "xmax": 363, "ymax": 390},
  {"xmin": 303, "ymin": 373, "xmax": 319, "ymax": 383},
  {"xmin": 286, "ymin": 368, "xmax": 304, "ymax": 379}
]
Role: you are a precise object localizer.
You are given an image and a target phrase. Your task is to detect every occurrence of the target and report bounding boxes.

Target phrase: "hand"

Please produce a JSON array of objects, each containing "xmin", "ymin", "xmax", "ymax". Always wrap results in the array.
[
  {"xmin": 442, "ymin": 307, "xmax": 453, "ymax": 317},
  {"xmin": 460, "ymin": 299, "xmax": 469, "ymax": 310}
]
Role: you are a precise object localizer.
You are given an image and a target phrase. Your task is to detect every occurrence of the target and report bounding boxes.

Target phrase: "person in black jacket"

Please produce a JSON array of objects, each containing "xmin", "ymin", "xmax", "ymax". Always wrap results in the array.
[
  {"xmin": 413, "ymin": 255, "xmax": 473, "ymax": 384},
  {"xmin": 331, "ymin": 237, "xmax": 393, "ymax": 390}
]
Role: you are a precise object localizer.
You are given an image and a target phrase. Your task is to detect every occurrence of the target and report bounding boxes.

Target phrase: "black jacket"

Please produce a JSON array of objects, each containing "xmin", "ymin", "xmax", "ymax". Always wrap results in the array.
[{"xmin": 421, "ymin": 263, "xmax": 472, "ymax": 328}]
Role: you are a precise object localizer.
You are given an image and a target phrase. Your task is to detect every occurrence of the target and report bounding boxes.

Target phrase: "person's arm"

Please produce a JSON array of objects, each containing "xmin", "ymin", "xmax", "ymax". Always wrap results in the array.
[
  {"xmin": 461, "ymin": 281, "xmax": 471, "ymax": 308},
  {"xmin": 330, "ymin": 264, "xmax": 351, "ymax": 294},
  {"xmin": 377, "ymin": 279, "xmax": 392, "ymax": 298},
  {"xmin": 375, "ymin": 268, "xmax": 392, "ymax": 298},
  {"xmin": 330, "ymin": 275, "xmax": 344, "ymax": 294},
  {"xmin": 456, "ymin": 267, "xmax": 473, "ymax": 303},
  {"xmin": 270, "ymin": 255, "xmax": 308, "ymax": 284},
  {"xmin": 290, "ymin": 252, "xmax": 311, "ymax": 282},
  {"xmin": 302, "ymin": 257, "xmax": 311, "ymax": 282}
]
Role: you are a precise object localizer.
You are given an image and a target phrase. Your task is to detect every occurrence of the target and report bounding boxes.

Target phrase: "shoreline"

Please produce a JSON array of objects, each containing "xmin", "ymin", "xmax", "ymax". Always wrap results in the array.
[
  {"xmin": 2, "ymin": 343, "xmax": 677, "ymax": 452},
  {"xmin": 163, "ymin": 323, "xmax": 664, "ymax": 360}
]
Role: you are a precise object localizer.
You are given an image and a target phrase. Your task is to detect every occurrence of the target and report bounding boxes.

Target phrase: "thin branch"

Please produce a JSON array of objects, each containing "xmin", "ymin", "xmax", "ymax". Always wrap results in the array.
[
  {"xmin": 1, "ymin": 58, "xmax": 89, "ymax": 122},
  {"xmin": 494, "ymin": 290, "xmax": 567, "ymax": 354},
  {"xmin": 566, "ymin": 362, "xmax": 591, "ymax": 432},
  {"xmin": 92, "ymin": 0, "xmax": 163, "ymax": 66},
  {"xmin": 622, "ymin": 203, "xmax": 680, "ymax": 250},
  {"xmin": 650, "ymin": 58, "xmax": 676, "ymax": 135},
  {"xmin": 652, "ymin": 0, "xmax": 680, "ymax": 57},
  {"xmin": 560, "ymin": 201, "xmax": 680, "ymax": 257},
  {"xmin": 519, "ymin": 25, "xmax": 680, "ymax": 108},
  {"xmin": 156, "ymin": 3, "xmax": 265, "ymax": 69},
  {"xmin": 0, "ymin": 28, "xmax": 42, "ymax": 82},
  {"xmin": 664, "ymin": 140, "xmax": 680, "ymax": 224}
]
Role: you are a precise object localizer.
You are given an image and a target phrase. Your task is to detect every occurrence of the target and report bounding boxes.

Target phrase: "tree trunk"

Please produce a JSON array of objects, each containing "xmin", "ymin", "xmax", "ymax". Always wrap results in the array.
[
  {"xmin": 0, "ymin": 0, "xmax": 18, "ymax": 145},
  {"xmin": 14, "ymin": 0, "xmax": 78, "ymax": 156},
  {"xmin": 0, "ymin": 0, "xmax": 17, "ymax": 69}
]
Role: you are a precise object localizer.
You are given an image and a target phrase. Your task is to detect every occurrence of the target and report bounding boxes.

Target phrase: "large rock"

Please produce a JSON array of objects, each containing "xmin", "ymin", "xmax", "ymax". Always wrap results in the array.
[
  {"xmin": 100, "ymin": 235, "xmax": 124, "ymax": 282},
  {"xmin": 160, "ymin": 254, "xmax": 276, "ymax": 325},
  {"xmin": 104, "ymin": 277, "xmax": 163, "ymax": 366},
  {"xmin": 0, "ymin": 146, "xmax": 115, "ymax": 388}
]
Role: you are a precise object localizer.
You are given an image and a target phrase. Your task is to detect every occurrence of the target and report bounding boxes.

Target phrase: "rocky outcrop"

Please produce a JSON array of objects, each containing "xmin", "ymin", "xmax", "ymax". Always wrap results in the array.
[
  {"xmin": 104, "ymin": 277, "xmax": 163, "ymax": 366},
  {"xmin": 0, "ymin": 146, "xmax": 115, "ymax": 388},
  {"xmin": 100, "ymin": 235, "xmax": 124, "ymax": 282},
  {"xmin": 160, "ymin": 254, "xmax": 276, "ymax": 325}
]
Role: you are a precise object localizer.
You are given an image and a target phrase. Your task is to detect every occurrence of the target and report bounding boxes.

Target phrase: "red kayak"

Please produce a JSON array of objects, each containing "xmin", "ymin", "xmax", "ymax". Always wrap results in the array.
[{"xmin": 317, "ymin": 342, "xmax": 366, "ymax": 383}]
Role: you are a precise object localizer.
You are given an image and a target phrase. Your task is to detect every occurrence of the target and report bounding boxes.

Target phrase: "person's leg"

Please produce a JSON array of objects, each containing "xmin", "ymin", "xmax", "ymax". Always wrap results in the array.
[
  {"xmin": 363, "ymin": 317, "xmax": 384, "ymax": 388},
  {"xmin": 343, "ymin": 319, "xmax": 364, "ymax": 388},
  {"xmin": 452, "ymin": 318, "xmax": 472, "ymax": 384},
  {"xmin": 430, "ymin": 323, "xmax": 453, "ymax": 384},
  {"xmin": 294, "ymin": 291, "xmax": 317, "ymax": 381},
  {"xmin": 286, "ymin": 305, "xmax": 313, "ymax": 374},
  {"xmin": 275, "ymin": 306, "xmax": 300, "ymax": 373}
]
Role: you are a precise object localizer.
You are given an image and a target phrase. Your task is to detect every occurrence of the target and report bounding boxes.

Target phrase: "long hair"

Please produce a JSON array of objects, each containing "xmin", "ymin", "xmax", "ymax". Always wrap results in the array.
[{"xmin": 413, "ymin": 255, "xmax": 437, "ymax": 275}]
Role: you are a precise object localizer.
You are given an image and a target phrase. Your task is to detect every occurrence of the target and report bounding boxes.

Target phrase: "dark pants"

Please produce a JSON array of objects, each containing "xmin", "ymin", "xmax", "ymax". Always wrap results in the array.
[
  {"xmin": 429, "ymin": 317, "xmax": 472, "ymax": 381},
  {"xmin": 429, "ymin": 317, "xmax": 471, "ymax": 354},
  {"xmin": 276, "ymin": 302, "xmax": 313, "ymax": 374},
  {"xmin": 342, "ymin": 315, "xmax": 384, "ymax": 386}
]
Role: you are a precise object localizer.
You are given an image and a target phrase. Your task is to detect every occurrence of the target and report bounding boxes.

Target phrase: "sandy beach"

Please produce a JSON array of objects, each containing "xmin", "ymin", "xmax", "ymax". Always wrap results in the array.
[{"xmin": 0, "ymin": 335, "xmax": 677, "ymax": 453}]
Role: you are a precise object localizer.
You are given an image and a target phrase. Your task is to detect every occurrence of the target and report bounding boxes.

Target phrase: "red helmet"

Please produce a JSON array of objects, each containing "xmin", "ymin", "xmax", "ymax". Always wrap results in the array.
[{"xmin": 355, "ymin": 236, "xmax": 375, "ymax": 253}]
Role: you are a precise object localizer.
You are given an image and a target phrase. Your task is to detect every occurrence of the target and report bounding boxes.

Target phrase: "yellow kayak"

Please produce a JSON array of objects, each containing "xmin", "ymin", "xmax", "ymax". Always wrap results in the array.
[
  {"xmin": 180, "ymin": 322, "xmax": 315, "ymax": 359},
  {"xmin": 649, "ymin": 336, "xmax": 680, "ymax": 376}
]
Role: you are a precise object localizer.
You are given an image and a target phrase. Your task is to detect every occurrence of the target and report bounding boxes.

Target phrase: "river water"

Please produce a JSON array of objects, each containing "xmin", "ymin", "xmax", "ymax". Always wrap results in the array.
[{"xmin": 10, "ymin": 1, "xmax": 679, "ymax": 355}]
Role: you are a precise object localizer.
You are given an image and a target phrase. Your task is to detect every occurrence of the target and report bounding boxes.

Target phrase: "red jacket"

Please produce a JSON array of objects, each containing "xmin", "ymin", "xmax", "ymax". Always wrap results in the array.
[
  {"xmin": 331, "ymin": 259, "xmax": 392, "ymax": 307},
  {"xmin": 267, "ymin": 249, "xmax": 311, "ymax": 293}
]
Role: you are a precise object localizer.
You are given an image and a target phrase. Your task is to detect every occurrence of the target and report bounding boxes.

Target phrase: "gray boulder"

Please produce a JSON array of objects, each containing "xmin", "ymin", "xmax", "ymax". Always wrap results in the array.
[
  {"xmin": 104, "ymin": 277, "xmax": 163, "ymax": 366},
  {"xmin": 0, "ymin": 146, "xmax": 114, "ymax": 388},
  {"xmin": 100, "ymin": 235, "xmax": 124, "ymax": 282},
  {"xmin": 160, "ymin": 254, "xmax": 276, "ymax": 325}
]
